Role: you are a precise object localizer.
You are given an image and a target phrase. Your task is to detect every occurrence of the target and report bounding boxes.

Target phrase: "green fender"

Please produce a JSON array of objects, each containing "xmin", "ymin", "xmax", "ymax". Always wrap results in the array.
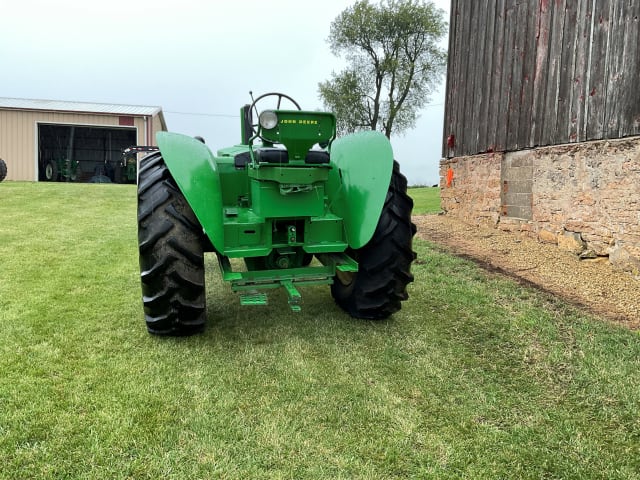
[
  {"xmin": 156, "ymin": 131, "xmax": 224, "ymax": 252},
  {"xmin": 327, "ymin": 130, "xmax": 394, "ymax": 249}
]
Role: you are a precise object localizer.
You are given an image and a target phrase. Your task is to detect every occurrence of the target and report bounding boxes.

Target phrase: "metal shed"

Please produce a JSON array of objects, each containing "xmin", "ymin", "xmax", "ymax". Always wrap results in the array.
[{"xmin": 0, "ymin": 98, "xmax": 166, "ymax": 182}]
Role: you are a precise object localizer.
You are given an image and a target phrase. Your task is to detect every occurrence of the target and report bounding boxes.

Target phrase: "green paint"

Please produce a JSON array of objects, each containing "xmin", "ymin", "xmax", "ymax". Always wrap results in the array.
[
  {"xmin": 157, "ymin": 97, "xmax": 391, "ymax": 308},
  {"xmin": 157, "ymin": 131, "xmax": 225, "ymax": 252},
  {"xmin": 327, "ymin": 130, "xmax": 394, "ymax": 248},
  {"xmin": 257, "ymin": 110, "xmax": 336, "ymax": 161}
]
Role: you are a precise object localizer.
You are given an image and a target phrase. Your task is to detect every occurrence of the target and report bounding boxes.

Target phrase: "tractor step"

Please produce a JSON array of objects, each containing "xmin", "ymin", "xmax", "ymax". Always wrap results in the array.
[
  {"xmin": 282, "ymin": 280, "xmax": 302, "ymax": 312},
  {"xmin": 218, "ymin": 252, "xmax": 357, "ymax": 313},
  {"xmin": 239, "ymin": 292, "xmax": 268, "ymax": 306},
  {"xmin": 237, "ymin": 284, "xmax": 302, "ymax": 312}
]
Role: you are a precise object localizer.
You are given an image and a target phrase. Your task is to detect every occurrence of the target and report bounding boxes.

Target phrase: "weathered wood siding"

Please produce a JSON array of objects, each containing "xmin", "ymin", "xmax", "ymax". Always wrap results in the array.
[{"xmin": 443, "ymin": 0, "xmax": 640, "ymax": 158}]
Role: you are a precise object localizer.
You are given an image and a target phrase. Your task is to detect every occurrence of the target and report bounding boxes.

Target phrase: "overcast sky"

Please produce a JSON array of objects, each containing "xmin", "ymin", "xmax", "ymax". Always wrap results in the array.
[{"xmin": 1, "ymin": 0, "xmax": 450, "ymax": 186}]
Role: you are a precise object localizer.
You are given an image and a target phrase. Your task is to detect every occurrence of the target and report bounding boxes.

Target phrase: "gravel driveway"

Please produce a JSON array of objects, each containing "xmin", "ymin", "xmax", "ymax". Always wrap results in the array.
[{"xmin": 414, "ymin": 214, "xmax": 639, "ymax": 330}]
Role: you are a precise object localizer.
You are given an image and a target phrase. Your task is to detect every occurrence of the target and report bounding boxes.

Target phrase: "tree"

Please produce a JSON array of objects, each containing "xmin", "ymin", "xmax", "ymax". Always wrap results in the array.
[{"xmin": 319, "ymin": 0, "xmax": 447, "ymax": 138}]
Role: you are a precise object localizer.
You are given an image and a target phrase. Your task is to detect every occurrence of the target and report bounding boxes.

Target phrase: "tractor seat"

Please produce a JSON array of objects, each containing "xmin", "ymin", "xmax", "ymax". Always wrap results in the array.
[
  {"xmin": 233, "ymin": 149, "xmax": 289, "ymax": 169},
  {"xmin": 304, "ymin": 150, "xmax": 330, "ymax": 164},
  {"xmin": 256, "ymin": 148, "xmax": 289, "ymax": 164},
  {"xmin": 234, "ymin": 151, "xmax": 251, "ymax": 169},
  {"xmin": 234, "ymin": 148, "xmax": 330, "ymax": 169}
]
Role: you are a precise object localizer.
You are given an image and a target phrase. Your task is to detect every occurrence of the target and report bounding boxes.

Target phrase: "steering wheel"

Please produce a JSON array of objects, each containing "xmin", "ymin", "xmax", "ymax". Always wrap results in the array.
[{"xmin": 249, "ymin": 92, "xmax": 301, "ymax": 140}]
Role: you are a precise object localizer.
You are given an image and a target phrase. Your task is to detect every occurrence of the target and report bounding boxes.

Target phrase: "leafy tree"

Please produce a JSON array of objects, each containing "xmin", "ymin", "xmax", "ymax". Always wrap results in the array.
[{"xmin": 319, "ymin": 0, "xmax": 447, "ymax": 138}]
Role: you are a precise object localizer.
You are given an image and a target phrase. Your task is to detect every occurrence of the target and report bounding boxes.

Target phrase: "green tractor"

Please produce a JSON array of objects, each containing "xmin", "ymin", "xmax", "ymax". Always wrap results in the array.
[
  {"xmin": 43, "ymin": 157, "xmax": 80, "ymax": 182},
  {"xmin": 114, "ymin": 146, "xmax": 159, "ymax": 184},
  {"xmin": 137, "ymin": 92, "xmax": 416, "ymax": 335}
]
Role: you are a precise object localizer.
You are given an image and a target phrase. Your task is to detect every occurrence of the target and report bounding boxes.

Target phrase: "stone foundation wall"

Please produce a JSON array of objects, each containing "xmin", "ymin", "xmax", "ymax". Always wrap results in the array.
[
  {"xmin": 439, "ymin": 136, "xmax": 640, "ymax": 275},
  {"xmin": 439, "ymin": 152, "xmax": 504, "ymax": 225}
]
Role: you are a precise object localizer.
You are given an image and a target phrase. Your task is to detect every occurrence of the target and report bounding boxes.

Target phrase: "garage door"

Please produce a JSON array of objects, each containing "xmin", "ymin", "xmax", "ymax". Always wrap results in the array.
[{"xmin": 38, "ymin": 124, "xmax": 136, "ymax": 183}]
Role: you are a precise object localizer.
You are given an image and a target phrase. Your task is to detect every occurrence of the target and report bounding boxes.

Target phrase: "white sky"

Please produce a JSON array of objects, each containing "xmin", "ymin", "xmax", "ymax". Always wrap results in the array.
[{"xmin": 0, "ymin": 0, "xmax": 450, "ymax": 186}]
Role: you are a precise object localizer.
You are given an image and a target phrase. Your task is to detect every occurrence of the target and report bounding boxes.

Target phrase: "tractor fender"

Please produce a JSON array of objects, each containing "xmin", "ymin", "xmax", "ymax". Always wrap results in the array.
[
  {"xmin": 327, "ymin": 130, "xmax": 394, "ymax": 249},
  {"xmin": 156, "ymin": 131, "xmax": 224, "ymax": 252}
]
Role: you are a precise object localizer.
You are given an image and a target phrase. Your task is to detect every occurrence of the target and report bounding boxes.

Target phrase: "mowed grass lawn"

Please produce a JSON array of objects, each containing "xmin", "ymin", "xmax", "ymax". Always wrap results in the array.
[
  {"xmin": 1, "ymin": 181, "xmax": 639, "ymax": 479},
  {"xmin": 408, "ymin": 186, "xmax": 441, "ymax": 215}
]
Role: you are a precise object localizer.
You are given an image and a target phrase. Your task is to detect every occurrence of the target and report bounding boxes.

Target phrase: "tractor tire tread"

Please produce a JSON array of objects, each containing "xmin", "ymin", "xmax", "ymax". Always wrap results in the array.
[
  {"xmin": 137, "ymin": 152, "xmax": 207, "ymax": 335},
  {"xmin": 331, "ymin": 161, "xmax": 416, "ymax": 320},
  {"xmin": 0, "ymin": 158, "xmax": 7, "ymax": 182}
]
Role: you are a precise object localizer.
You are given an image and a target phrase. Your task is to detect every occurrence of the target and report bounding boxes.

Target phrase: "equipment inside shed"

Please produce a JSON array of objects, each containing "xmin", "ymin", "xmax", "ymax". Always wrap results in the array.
[{"xmin": 38, "ymin": 124, "xmax": 136, "ymax": 183}]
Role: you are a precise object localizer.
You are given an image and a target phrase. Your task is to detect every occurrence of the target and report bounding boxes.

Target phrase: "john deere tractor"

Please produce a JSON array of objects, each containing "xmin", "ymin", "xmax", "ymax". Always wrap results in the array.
[{"xmin": 137, "ymin": 92, "xmax": 416, "ymax": 335}]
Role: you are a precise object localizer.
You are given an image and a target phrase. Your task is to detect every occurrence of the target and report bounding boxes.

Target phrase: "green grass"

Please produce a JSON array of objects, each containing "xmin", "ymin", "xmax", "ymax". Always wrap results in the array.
[
  {"xmin": 408, "ymin": 186, "xmax": 441, "ymax": 214},
  {"xmin": 1, "ymin": 181, "xmax": 639, "ymax": 479}
]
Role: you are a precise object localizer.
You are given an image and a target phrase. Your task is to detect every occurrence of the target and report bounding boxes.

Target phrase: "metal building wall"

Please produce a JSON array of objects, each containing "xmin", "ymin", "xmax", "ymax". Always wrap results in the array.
[
  {"xmin": 0, "ymin": 110, "xmax": 152, "ymax": 181},
  {"xmin": 443, "ymin": 0, "xmax": 640, "ymax": 158}
]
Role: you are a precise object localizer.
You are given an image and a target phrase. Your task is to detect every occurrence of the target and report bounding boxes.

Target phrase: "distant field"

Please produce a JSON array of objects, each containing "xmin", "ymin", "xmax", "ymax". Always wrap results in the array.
[
  {"xmin": 1, "ymin": 181, "xmax": 639, "ymax": 479},
  {"xmin": 408, "ymin": 186, "xmax": 441, "ymax": 214}
]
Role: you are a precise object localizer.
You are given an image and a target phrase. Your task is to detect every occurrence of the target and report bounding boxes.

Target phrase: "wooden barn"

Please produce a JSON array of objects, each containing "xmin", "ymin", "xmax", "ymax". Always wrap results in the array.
[{"xmin": 441, "ymin": 0, "xmax": 640, "ymax": 273}]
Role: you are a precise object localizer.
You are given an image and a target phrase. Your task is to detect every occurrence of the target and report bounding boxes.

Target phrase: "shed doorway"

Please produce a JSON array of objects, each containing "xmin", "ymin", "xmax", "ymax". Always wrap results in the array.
[{"xmin": 38, "ymin": 124, "xmax": 136, "ymax": 183}]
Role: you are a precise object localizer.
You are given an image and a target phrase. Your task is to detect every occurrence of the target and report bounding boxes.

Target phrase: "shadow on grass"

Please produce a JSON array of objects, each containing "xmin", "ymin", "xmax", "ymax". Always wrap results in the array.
[
  {"xmin": 204, "ymin": 286, "xmax": 398, "ymax": 345},
  {"xmin": 188, "ymin": 255, "xmax": 399, "ymax": 346}
]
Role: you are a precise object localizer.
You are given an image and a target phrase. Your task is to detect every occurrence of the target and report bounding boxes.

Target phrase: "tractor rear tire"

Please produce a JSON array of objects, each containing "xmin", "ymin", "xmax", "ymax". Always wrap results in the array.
[
  {"xmin": 331, "ymin": 161, "xmax": 416, "ymax": 320},
  {"xmin": 44, "ymin": 161, "xmax": 58, "ymax": 181},
  {"xmin": 0, "ymin": 158, "xmax": 6, "ymax": 182},
  {"xmin": 137, "ymin": 152, "xmax": 207, "ymax": 335}
]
